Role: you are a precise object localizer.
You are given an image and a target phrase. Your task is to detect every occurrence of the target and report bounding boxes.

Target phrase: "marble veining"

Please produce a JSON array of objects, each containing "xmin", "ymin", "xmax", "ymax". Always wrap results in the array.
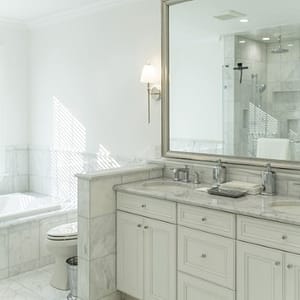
[
  {"xmin": 0, "ymin": 265, "xmax": 68, "ymax": 300},
  {"xmin": 114, "ymin": 178, "xmax": 300, "ymax": 226}
]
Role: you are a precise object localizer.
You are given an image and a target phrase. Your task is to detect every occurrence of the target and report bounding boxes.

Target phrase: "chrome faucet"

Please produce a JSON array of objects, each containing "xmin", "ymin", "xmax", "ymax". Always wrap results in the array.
[
  {"xmin": 213, "ymin": 160, "xmax": 226, "ymax": 186},
  {"xmin": 170, "ymin": 165, "xmax": 190, "ymax": 183}
]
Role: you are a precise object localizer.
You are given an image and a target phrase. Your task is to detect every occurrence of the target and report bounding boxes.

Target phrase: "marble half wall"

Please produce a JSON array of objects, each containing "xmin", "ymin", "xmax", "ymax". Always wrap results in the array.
[{"xmin": 76, "ymin": 164, "xmax": 163, "ymax": 300}]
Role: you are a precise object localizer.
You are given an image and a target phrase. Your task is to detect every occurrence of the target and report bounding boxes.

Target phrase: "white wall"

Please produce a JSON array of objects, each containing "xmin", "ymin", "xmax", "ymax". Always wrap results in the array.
[
  {"xmin": 0, "ymin": 23, "xmax": 29, "ymax": 147},
  {"xmin": 29, "ymin": 0, "xmax": 161, "ymax": 161},
  {"xmin": 0, "ymin": 23, "xmax": 29, "ymax": 194}
]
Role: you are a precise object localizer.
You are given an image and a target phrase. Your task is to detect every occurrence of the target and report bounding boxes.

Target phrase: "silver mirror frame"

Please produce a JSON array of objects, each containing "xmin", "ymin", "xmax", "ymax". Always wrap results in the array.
[{"xmin": 161, "ymin": 0, "xmax": 300, "ymax": 170}]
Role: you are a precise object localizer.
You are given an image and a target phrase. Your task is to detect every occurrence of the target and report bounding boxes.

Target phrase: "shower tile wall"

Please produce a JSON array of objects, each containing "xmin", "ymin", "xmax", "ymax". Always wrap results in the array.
[{"xmin": 266, "ymin": 39, "xmax": 300, "ymax": 160}]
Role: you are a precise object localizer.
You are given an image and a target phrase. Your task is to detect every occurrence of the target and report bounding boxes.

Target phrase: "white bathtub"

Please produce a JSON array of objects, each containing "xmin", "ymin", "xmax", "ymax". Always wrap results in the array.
[{"xmin": 0, "ymin": 193, "xmax": 61, "ymax": 223}]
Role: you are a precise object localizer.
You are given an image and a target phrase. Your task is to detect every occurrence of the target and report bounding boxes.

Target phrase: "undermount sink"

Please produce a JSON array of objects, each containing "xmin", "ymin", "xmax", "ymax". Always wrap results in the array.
[
  {"xmin": 271, "ymin": 201, "xmax": 300, "ymax": 215},
  {"xmin": 142, "ymin": 180, "xmax": 189, "ymax": 194}
]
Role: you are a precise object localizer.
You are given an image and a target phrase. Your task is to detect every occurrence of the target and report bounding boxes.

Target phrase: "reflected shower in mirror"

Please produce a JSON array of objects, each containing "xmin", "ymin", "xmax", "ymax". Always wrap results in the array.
[{"xmin": 169, "ymin": 0, "xmax": 300, "ymax": 162}]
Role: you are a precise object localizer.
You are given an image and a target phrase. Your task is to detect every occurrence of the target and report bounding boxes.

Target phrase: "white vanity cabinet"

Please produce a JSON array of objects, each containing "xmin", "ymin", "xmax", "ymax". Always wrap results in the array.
[
  {"xmin": 285, "ymin": 253, "xmax": 300, "ymax": 300},
  {"xmin": 178, "ymin": 272, "xmax": 235, "ymax": 300},
  {"xmin": 117, "ymin": 193, "xmax": 177, "ymax": 300},
  {"xmin": 117, "ymin": 211, "xmax": 144, "ymax": 299},
  {"xmin": 116, "ymin": 189, "xmax": 300, "ymax": 300},
  {"xmin": 237, "ymin": 216, "xmax": 300, "ymax": 300},
  {"xmin": 237, "ymin": 241, "xmax": 283, "ymax": 300}
]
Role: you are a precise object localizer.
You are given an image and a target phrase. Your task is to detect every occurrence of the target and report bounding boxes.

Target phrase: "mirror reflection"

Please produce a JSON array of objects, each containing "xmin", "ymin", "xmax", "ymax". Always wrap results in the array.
[{"xmin": 169, "ymin": 0, "xmax": 300, "ymax": 161}]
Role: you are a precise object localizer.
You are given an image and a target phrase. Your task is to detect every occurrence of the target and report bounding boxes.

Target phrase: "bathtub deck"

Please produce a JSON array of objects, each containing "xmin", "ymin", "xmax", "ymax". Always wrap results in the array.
[{"xmin": 0, "ymin": 265, "xmax": 69, "ymax": 300}]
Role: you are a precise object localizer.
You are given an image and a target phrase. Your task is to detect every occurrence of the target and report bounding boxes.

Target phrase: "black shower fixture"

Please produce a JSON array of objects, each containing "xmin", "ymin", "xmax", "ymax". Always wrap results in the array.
[{"xmin": 234, "ymin": 62, "xmax": 249, "ymax": 84}]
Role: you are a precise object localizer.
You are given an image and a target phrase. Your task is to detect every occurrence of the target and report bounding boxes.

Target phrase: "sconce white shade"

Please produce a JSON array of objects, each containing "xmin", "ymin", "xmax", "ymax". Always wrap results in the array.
[{"xmin": 140, "ymin": 64, "xmax": 157, "ymax": 84}]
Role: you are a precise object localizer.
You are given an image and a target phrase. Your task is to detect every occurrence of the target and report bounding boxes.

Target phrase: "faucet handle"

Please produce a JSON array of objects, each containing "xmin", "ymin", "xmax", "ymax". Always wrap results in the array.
[{"xmin": 169, "ymin": 167, "xmax": 180, "ymax": 181}]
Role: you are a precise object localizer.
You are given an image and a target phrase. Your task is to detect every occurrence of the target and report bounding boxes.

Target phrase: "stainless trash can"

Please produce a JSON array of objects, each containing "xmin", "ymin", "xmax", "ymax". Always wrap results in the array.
[{"xmin": 66, "ymin": 256, "xmax": 78, "ymax": 299}]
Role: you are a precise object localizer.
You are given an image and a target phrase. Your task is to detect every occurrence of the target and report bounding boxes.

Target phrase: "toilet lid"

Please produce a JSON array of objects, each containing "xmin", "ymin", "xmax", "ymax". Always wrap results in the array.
[{"xmin": 47, "ymin": 222, "xmax": 78, "ymax": 239}]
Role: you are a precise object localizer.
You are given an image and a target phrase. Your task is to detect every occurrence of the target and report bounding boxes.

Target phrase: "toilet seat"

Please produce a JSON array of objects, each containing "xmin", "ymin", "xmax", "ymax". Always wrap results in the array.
[{"xmin": 47, "ymin": 222, "xmax": 78, "ymax": 241}]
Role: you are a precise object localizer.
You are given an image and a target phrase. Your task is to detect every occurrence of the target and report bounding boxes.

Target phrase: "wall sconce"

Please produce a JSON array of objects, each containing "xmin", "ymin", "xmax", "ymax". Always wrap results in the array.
[{"xmin": 140, "ymin": 63, "xmax": 161, "ymax": 124}]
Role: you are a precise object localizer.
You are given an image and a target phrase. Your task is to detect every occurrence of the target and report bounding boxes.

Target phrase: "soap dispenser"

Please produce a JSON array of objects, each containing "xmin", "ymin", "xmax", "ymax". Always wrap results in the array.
[
  {"xmin": 213, "ymin": 159, "xmax": 226, "ymax": 187},
  {"xmin": 261, "ymin": 163, "xmax": 276, "ymax": 195}
]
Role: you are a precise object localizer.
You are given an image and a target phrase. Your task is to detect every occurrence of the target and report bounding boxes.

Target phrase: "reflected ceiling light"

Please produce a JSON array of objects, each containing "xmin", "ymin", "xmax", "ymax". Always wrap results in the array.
[
  {"xmin": 240, "ymin": 18, "xmax": 249, "ymax": 23},
  {"xmin": 239, "ymin": 40, "xmax": 246, "ymax": 44},
  {"xmin": 140, "ymin": 63, "xmax": 161, "ymax": 124},
  {"xmin": 288, "ymin": 43, "xmax": 294, "ymax": 47},
  {"xmin": 262, "ymin": 37, "xmax": 271, "ymax": 41}
]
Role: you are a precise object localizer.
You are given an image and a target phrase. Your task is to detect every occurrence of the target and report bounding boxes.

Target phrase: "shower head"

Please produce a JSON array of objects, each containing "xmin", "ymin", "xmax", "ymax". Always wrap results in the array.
[
  {"xmin": 271, "ymin": 35, "xmax": 288, "ymax": 54},
  {"xmin": 257, "ymin": 84, "xmax": 267, "ymax": 93}
]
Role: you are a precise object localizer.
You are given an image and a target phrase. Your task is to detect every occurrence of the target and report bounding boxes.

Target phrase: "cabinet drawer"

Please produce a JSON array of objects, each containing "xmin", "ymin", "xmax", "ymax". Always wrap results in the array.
[
  {"xmin": 237, "ymin": 216, "xmax": 300, "ymax": 254},
  {"xmin": 178, "ymin": 226, "xmax": 235, "ymax": 290},
  {"xmin": 178, "ymin": 272, "xmax": 235, "ymax": 300},
  {"xmin": 117, "ymin": 192, "xmax": 176, "ymax": 223},
  {"xmin": 178, "ymin": 204, "xmax": 235, "ymax": 238}
]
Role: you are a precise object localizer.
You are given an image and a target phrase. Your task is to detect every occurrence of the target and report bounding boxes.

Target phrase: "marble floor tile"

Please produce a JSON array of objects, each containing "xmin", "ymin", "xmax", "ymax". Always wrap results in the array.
[{"xmin": 0, "ymin": 265, "xmax": 69, "ymax": 300}]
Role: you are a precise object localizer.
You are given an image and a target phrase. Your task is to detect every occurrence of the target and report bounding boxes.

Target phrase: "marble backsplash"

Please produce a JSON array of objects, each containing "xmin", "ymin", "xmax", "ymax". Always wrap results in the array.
[{"xmin": 160, "ymin": 158, "xmax": 300, "ymax": 197}]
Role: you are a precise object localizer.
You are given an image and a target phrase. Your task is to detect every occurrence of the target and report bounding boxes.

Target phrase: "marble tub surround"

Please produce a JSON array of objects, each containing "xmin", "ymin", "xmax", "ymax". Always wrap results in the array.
[
  {"xmin": 76, "ymin": 164, "xmax": 163, "ymax": 300},
  {"xmin": 0, "ymin": 208, "xmax": 77, "ymax": 281}
]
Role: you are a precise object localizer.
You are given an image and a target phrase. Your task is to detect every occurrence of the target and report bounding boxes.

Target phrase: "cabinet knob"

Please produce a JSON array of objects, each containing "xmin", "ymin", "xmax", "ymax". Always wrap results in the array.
[
  {"xmin": 282, "ymin": 235, "xmax": 288, "ymax": 240},
  {"xmin": 287, "ymin": 264, "xmax": 293, "ymax": 269},
  {"xmin": 201, "ymin": 254, "xmax": 207, "ymax": 258},
  {"xmin": 141, "ymin": 204, "xmax": 146, "ymax": 208},
  {"xmin": 144, "ymin": 226, "xmax": 149, "ymax": 230},
  {"xmin": 202, "ymin": 217, "xmax": 207, "ymax": 222},
  {"xmin": 137, "ymin": 224, "xmax": 142, "ymax": 228},
  {"xmin": 275, "ymin": 261, "xmax": 281, "ymax": 266}
]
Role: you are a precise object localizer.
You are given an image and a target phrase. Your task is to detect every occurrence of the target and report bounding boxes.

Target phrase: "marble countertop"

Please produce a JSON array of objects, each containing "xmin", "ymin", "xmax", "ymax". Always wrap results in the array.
[{"xmin": 114, "ymin": 178, "xmax": 300, "ymax": 226}]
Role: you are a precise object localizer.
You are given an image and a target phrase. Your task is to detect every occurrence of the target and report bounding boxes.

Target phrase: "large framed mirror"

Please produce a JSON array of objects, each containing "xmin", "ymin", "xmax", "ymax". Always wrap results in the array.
[{"xmin": 162, "ymin": 0, "xmax": 300, "ymax": 169}]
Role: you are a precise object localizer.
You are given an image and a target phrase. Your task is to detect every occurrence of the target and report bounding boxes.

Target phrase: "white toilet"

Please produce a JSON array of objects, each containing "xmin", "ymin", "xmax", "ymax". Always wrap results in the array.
[{"xmin": 46, "ymin": 222, "xmax": 78, "ymax": 290}]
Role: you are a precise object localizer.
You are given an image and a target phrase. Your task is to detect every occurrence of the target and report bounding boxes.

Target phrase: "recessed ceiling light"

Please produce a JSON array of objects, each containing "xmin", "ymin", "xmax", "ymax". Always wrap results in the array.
[
  {"xmin": 239, "ymin": 40, "xmax": 246, "ymax": 44},
  {"xmin": 262, "ymin": 37, "xmax": 270, "ymax": 41},
  {"xmin": 240, "ymin": 18, "xmax": 249, "ymax": 23},
  {"xmin": 288, "ymin": 43, "xmax": 294, "ymax": 47}
]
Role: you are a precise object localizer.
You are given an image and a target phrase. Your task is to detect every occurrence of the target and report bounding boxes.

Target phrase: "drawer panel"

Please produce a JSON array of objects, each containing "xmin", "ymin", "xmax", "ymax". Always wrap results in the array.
[
  {"xmin": 117, "ymin": 192, "xmax": 176, "ymax": 223},
  {"xmin": 178, "ymin": 226, "xmax": 235, "ymax": 290},
  {"xmin": 178, "ymin": 272, "xmax": 235, "ymax": 300},
  {"xmin": 178, "ymin": 204, "xmax": 236, "ymax": 238},
  {"xmin": 237, "ymin": 216, "xmax": 300, "ymax": 254}
]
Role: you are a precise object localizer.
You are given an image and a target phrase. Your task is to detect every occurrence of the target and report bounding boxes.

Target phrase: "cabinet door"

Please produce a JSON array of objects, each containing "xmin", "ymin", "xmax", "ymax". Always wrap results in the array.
[
  {"xmin": 144, "ymin": 218, "xmax": 176, "ymax": 300},
  {"xmin": 237, "ymin": 241, "xmax": 283, "ymax": 300},
  {"xmin": 285, "ymin": 252, "xmax": 300, "ymax": 300},
  {"xmin": 117, "ymin": 211, "xmax": 144, "ymax": 299},
  {"xmin": 178, "ymin": 272, "xmax": 235, "ymax": 300}
]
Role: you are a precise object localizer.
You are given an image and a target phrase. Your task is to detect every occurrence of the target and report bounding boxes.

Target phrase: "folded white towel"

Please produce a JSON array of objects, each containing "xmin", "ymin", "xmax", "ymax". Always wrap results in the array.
[
  {"xmin": 220, "ymin": 181, "xmax": 262, "ymax": 195},
  {"xmin": 256, "ymin": 138, "xmax": 291, "ymax": 160}
]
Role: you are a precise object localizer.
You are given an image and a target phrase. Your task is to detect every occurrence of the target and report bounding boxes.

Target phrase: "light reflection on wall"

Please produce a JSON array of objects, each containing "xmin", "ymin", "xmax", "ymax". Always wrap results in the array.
[
  {"xmin": 52, "ymin": 97, "xmax": 121, "ymax": 204},
  {"xmin": 52, "ymin": 97, "xmax": 86, "ymax": 203}
]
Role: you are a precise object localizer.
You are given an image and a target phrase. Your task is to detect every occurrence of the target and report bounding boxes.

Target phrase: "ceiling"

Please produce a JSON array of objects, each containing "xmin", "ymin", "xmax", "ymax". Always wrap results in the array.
[
  {"xmin": 0, "ymin": 0, "xmax": 113, "ymax": 23},
  {"xmin": 240, "ymin": 24, "xmax": 300, "ymax": 43},
  {"xmin": 170, "ymin": 0, "xmax": 300, "ymax": 43}
]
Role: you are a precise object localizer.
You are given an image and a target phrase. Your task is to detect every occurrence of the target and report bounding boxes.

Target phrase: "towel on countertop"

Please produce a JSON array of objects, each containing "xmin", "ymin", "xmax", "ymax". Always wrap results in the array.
[
  {"xmin": 220, "ymin": 181, "xmax": 262, "ymax": 195},
  {"xmin": 256, "ymin": 138, "xmax": 291, "ymax": 160}
]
